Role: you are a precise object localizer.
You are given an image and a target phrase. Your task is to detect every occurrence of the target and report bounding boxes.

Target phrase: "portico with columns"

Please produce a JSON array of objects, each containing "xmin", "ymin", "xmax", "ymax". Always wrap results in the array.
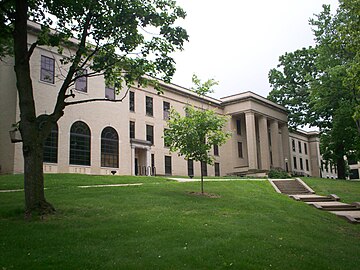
[{"xmin": 221, "ymin": 92, "xmax": 291, "ymax": 176}]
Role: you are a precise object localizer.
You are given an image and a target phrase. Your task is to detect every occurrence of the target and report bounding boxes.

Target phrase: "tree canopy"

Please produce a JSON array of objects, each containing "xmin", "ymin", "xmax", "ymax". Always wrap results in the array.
[
  {"xmin": 164, "ymin": 77, "xmax": 231, "ymax": 193},
  {"xmin": 268, "ymin": 0, "xmax": 360, "ymax": 179},
  {"xmin": 0, "ymin": 0, "xmax": 188, "ymax": 216}
]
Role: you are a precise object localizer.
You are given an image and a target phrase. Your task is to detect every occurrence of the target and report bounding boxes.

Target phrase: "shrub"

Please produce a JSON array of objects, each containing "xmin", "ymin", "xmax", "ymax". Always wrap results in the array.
[{"xmin": 268, "ymin": 168, "xmax": 290, "ymax": 179}]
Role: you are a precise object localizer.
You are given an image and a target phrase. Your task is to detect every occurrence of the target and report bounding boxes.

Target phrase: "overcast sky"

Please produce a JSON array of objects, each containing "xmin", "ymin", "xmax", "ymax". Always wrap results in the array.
[{"xmin": 170, "ymin": 0, "xmax": 339, "ymax": 99}]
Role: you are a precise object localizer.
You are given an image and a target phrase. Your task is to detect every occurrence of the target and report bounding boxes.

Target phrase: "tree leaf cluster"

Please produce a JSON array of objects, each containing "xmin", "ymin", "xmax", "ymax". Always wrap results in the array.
[
  {"xmin": 164, "ymin": 106, "xmax": 231, "ymax": 165},
  {"xmin": 267, "ymin": 0, "xmax": 360, "ymax": 178}
]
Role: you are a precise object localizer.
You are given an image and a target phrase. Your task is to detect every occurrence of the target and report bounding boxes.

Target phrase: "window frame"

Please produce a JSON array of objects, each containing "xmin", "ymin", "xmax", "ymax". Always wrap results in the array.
[
  {"xmin": 146, "ymin": 124, "xmax": 154, "ymax": 145},
  {"xmin": 40, "ymin": 55, "xmax": 55, "ymax": 84},
  {"xmin": 69, "ymin": 121, "xmax": 91, "ymax": 166},
  {"xmin": 213, "ymin": 144, "xmax": 219, "ymax": 156},
  {"xmin": 165, "ymin": 155, "xmax": 172, "ymax": 175},
  {"xmin": 146, "ymin": 96, "xmax": 153, "ymax": 116},
  {"xmin": 163, "ymin": 101, "xmax": 170, "ymax": 120},
  {"xmin": 43, "ymin": 123, "xmax": 58, "ymax": 163},
  {"xmin": 129, "ymin": 91, "xmax": 135, "ymax": 112},
  {"xmin": 129, "ymin": 121, "xmax": 135, "ymax": 139},
  {"xmin": 105, "ymin": 86, "xmax": 115, "ymax": 100},
  {"xmin": 215, "ymin": 162, "xmax": 220, "ymax": 177},
  {"xmin": 236, "ymin": 119, "xmax": 241, "ymax": 135},
  {"xmin": 101, "ymin": 127, "xmax": 119, "ymax": 168},
  {"xmin": 238, "ymin": 142, "xmax": 243, "ymax": 158},
  {"xmin": 75, "ymin": 69, "xmax": 88, "ymax": 92}
]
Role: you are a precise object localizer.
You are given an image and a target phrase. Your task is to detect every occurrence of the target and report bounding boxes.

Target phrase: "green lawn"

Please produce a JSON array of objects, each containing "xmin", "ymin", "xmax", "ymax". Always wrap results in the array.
[{"xmin": 0, "ymin": 174, "xmax": 359, "ymax": 269}]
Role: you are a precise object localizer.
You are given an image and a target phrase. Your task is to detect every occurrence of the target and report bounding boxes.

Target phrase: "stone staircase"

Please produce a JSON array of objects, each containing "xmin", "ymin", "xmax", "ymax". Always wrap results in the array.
[{"xmin": 269, "ymin": 178, "xmax": 360, "ymax": 224}]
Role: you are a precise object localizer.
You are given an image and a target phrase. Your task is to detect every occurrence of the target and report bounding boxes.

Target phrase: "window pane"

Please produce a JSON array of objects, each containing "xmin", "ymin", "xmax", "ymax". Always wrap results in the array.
[
  {"xmin": 70, "ymin": 121, "xmax": 91, "ymax": 165},
  {"xmin": 40, "ymin": 55, "xmax": 55, "ymax": 84},
  {"xmin": 163, "ymin": 101, "xmax": 170, "ymax": 120},
  {"xmin": 236, "ymin": 119, "xmax": 241, "ymax": 135},
  {"xmin": 165, "ymin": 156, "xmax": 172, "ymax": 175},
  {"xmin": 238, "ymin": 142, "xmax": 243, "ymax": 158},
  {"xmin": 129, "ymin": 91, "xmax": 135, "ymax": 111},
  {"xmin": 43, "ymin": 124, "xmax": 58, "ymax": 163},
  {"xmin": 75, "ymin": 69, "xmax": 87, "ymax": 92},
  {"xmin": 214, "ymin": 144, "xmax": 219, "ymax": 156},
  {"xmin": 215, "ymin": 163, "xmax": 220, "ymax": 176},
  {"xmin": 105, "ymin": 87, "xmax": 115, "ymax": 100},
  {"xmin": 129, "ymin": 121, "xmax": 135, "ymax": 139},
  {"xmin": 146, "ymin": 125, "xmax": 154, "ymax": 144},
  {"xmin": 101, "ymin": 127, "xmax": 119, "ymax": 168},
  {"xmin": 146, "ymin": 96, "xmax": 153, "ymax": 116},
  {"xmin": 187, "ymin": 159, "xmax": 194, "ymax": 176}
]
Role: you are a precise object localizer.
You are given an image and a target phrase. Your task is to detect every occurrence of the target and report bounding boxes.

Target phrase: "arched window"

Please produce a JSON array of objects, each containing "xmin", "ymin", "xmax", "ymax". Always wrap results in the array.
[
  {"xmin": 101, "ymin": 127, "xmax": 119, "ymax": 168},
  {"xmin": 70, "ymin": 121, "xmax": 91, "ymax": 165},
  {"xmin": 43, "ymin": 123, "xmax": 58, "ymax": 163}
]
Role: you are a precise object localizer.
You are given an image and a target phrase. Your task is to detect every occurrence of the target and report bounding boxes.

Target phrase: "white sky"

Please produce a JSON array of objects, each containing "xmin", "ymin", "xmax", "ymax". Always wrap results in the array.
[{"xmin": 171, "ymin": 0, "xmax": 339, "ymax": 99}]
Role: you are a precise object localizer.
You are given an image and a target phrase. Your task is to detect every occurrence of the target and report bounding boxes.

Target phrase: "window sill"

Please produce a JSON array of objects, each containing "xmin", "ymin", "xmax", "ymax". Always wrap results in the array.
[{"xmin": 39, "ymin": 80, "xmax": 56, "ymax": 87}]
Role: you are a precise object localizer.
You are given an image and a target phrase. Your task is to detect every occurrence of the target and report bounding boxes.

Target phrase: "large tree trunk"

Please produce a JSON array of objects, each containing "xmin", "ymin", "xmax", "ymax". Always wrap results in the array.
[
  {"xmin": 22, "ymin": 131, "xmax": 55, "ymax": 217},
  {"xmin": 14, "ymin": 0, "xmax": 55, "ymax": 218},
  {"xmin": 336, "ymin": 157, "xmax": 346, "ymax": 180}
]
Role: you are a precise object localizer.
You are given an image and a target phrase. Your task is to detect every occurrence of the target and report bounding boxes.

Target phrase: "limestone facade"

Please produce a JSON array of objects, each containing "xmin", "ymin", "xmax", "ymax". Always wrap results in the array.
[{"xmin": 0, "ymin": 28, "xmax": 325, "ymax": 177}]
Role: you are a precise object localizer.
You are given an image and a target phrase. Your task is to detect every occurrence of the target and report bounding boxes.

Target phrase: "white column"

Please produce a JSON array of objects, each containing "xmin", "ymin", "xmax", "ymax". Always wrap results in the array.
[
  {"xmin": 281, "ymin": 124, "xmax": 291, "ymax": 172},
  {"xmin": 146, "ymin": 147, "xmax": 151, "ymax": 176},
  {"xmin": 270, "ymin": 120, "xmax": 280, "ymax": 168},
  {"xmin": 131, "ymin": 146, "xmax": 135, "ymax": 176},
  {"xmin": 258, "ymin": 116, "xmax": 270, "ymax": 170},
  {"xmin": 245, "ymin": 112, "xmax": 258, "ymax": 170}
]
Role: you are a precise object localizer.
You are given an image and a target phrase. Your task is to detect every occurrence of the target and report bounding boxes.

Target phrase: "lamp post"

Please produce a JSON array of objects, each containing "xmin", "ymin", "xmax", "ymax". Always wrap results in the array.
[{"xmin": 284, "ymin": 158, "xmax": 289, "ymax": 172}]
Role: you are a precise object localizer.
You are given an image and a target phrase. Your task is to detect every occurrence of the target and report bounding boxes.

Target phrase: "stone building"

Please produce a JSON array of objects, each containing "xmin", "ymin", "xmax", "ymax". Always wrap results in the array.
[{"xmin": 0, "ymin": 22, "xmax": 325, "ymax": 177}]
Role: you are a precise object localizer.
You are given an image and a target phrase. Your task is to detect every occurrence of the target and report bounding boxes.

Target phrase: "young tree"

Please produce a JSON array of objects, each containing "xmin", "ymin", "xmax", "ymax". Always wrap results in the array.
[
  {"xmin": 0, "ymin": 0, "xmax": 188, "ymax": 216},
  {"xmin": 268, "ymin": 2, "xmax": 360, "ymax": 179},
  {"xmin": 164, "ymin": 76, "xmax": 231, "ymax": 193},
  {"xmin": 164, "ymin": 106, "xmax": 231, "ymax": 193}
]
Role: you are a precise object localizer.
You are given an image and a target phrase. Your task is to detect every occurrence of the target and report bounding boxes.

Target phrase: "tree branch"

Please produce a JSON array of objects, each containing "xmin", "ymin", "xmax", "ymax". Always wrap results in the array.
[
  {"xmin": 26, "ymin": 41, "xmax": 38, "ymax": 60},
  {"xmin": 64, "ymin": 86, "xmax": 131, "ymax": 106}
]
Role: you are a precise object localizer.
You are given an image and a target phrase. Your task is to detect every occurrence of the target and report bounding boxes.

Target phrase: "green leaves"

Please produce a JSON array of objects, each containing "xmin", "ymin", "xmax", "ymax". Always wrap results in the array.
[
  {"xmin": 164, "ymin": 105, "xmax": 231, "ymax": 165},
  {"xmin": 268, "ymin": 1, "xmax": 360, "ymax": 178},
  {"xmin": 190, "ymin": 74, "xmax": 218, "ymax": 97}
]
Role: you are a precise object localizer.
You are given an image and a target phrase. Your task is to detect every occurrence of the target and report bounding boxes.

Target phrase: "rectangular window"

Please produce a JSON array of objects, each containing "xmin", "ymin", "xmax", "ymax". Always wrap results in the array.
[
  {"xmin": 187, "ymin": 159, "xmax": 194, "ymax": 177},
  {"xmin": 214, "ymin": 144, "xmax": 219, "ymax": 156},
  {"xmin": 236, "ymin": 119, "xmax": 241, "ymax": 135},
  {"xmin": 298, "ymin": 141, "xmax": 302, "ymax": 153},
  {"xmin": 40, "ymin": 55, "xmax": 55, "ymax": 84},
  {"xmin": 300, "ymin": 158, "xmax": 303, "ymax": 170},
  {"xmin": 146, "ymin": 124, "xmax": 154, "ymax": 145},
  {"xmin": 215, "ymin": 162, "xmax": 220, "ymax": 177},
  {"xmin": 129, "ymin": 121, "xmax": 135, "ymax": 139},
  {"xmin": 146, "ymin": 96, "xmax": 153, "ymax": 116},
  {"xmin": 304, "ymin": 143, "xmax": 308, "ymax": 155},
  {"xmin": 306, "ymin": 159, "xmax": 309, "ymax": 171},
  {"xmin": 163, "ymin": 101, "xmax": 170, "ymax": 120},
  {"xmin": 201, "ymin": 161, "xmax": 207, "ymax": 176},
  {"xmin": 129, "ymin": 91, "xmax": 135, "ymax": 112},
  {"xmin": 292, "ymin": 139, "xmax": 296, "ymax": 152},
  {"xmin": 105, "ymin": 87, "xmax": 115, "ymax": 100},
  {"xmin": 238, "ymin": 142, "xmax": 243, "ymax": 158},
  {"xmin": 293, "ymin": 157, "xmax": 297, "ymax": 169},
  {"xmin": 165, "ymin": 155, "xmax": 172, "ymax": 175},
  {"xmin": 75, "ymin": 69, "xmax": 87, "ymax": 92}
]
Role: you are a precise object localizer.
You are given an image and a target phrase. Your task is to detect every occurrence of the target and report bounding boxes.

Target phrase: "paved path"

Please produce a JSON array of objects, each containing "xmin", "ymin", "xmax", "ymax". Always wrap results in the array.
[{"xmin": 169, "ymin": 178, "xmax": 267, "ymax": 182}]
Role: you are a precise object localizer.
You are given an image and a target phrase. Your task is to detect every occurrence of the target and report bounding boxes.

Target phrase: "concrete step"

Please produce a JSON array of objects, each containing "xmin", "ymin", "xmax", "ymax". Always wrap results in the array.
[{"xmin": 330, "ymin": 210, "xmax": 360, "ymax": 224}]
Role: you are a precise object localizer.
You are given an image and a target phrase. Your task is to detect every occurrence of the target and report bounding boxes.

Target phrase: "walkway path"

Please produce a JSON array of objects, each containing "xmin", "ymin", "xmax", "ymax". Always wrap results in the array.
[{"xmin": 269, "ymin": 178, "xmax": 360, "ymax": 224}]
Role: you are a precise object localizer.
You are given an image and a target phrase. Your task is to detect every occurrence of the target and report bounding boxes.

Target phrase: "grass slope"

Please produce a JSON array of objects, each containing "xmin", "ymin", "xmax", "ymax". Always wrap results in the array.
[{"xmin": 0, "ymin": 174, "xmax": 359, "ymax": 269}]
